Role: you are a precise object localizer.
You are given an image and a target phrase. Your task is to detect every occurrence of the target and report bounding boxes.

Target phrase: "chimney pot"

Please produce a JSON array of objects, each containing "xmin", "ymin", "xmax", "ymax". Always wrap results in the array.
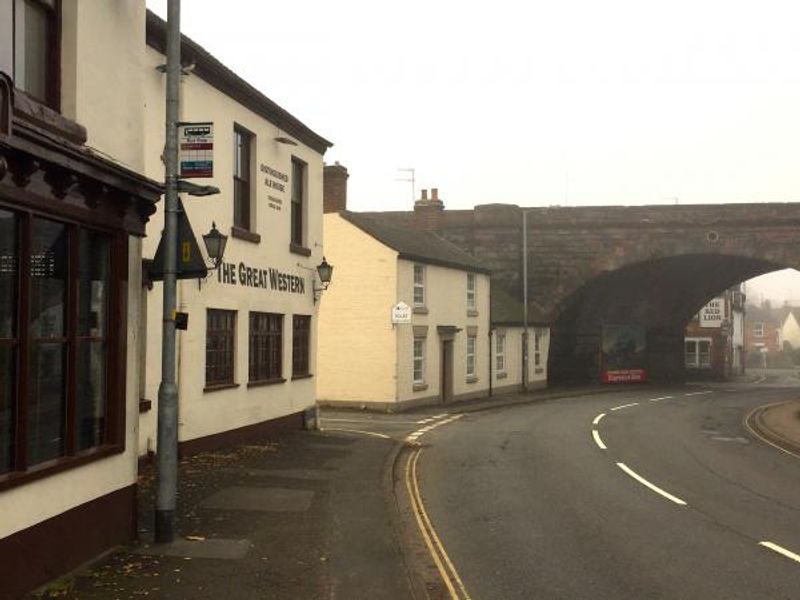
[{"xmin": 421, "ymin": 189, "xmax": 428, "ymax": 201}]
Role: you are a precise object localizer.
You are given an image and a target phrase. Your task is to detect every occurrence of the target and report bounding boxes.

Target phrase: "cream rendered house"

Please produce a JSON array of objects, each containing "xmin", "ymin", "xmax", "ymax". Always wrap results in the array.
[
  {"xmin": 318, "ymin": 211, "xmax": 492, "ymax": 409},
  {"xmin": 1, "ymin": 2, "xmax": 161, "ymax": 597},
  {"xmin": 139, "ymin": 12, "xmax": 331, "ymax": 456}
]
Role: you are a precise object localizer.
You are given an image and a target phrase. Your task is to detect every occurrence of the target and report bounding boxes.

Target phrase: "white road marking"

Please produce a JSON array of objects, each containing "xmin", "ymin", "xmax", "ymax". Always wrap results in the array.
[
  {"xmin": 322, "ymin": 428, "xmax": 391, "ymax": 439},
  {"xmin": 685, "ymin": 391, "xmax": 713, "ymax": 397},
  {"xmin": 616, "ymin": 462, "xmax": 687, "ymax": 506},
  {"xmin": 648, "ymin": 396, "xmax": 672, "ymax": 402},
  {"xmin": 592, "ymin": 430, "xmax": 607, "ymax": 450},
  {"xmin": 610, "ymin": 402, "xmax": 639, "ymax": 411},
  {"xmin": 593, "ymin": 413, "xmax": 606, "ymax": 426},
  {"xmin": 754, "ymin": 375, "xmax": 767, "ymax": 384},
  {"xmin": 759, "ymin": 541, "xmax": 800, "ymax": 564},
  {"xmin": 405, "ymin": 414, "xmax": 465, "ymax": 443},
  {"xmin": 323, "ymin": 417, "xmax": 422, "ymax": 424}
]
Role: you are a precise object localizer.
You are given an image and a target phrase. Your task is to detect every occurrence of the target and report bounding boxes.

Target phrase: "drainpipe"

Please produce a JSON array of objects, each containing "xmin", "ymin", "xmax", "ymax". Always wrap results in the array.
[
  {"xmin": 522, "ymin": 210, "xmax": 529, "ymax": 392},
  {"xmin": 488, "ymin": 280, "xmax": 493, "ymax": 397}
]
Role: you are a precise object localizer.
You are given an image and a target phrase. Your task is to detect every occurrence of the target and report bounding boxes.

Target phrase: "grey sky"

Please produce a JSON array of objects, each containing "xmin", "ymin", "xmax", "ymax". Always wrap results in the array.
[{"xmin": 146, "ymin": 0, "xmax": 800, "ymax": 301}]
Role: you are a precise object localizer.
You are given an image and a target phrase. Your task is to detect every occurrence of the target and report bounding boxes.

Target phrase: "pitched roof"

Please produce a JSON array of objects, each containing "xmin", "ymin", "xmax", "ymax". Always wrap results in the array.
[
  {"xmin": 145, "ymin": 11, "xmax": 332, "ymax": 155},
  {"xmin": 490, "ymin": 287, "xmax": 549, "ymax": 326},
  {"xmin": 339, "ymin": 211, "xmax": 491, "ymax": 274}
]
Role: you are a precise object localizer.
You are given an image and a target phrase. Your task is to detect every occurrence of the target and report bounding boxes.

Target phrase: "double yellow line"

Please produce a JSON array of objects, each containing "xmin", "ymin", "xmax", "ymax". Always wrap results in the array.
[{"xmin": 405, "ymin": 447, "xmax": 472, "ymax": 600}]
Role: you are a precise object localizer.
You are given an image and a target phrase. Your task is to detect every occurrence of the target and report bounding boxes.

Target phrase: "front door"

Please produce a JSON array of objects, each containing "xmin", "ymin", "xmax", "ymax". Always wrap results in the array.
[{"xmin": 441, "ymin": 340, "xmax": 454, "ymax": 403}]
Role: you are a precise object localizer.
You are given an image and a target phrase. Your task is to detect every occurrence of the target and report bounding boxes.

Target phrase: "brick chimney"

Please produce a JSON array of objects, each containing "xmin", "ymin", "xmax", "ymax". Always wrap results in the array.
[
  {"xmin": 413, "ymin": 187, "xmax": 444, "ymax": 231},
  {"xmin": 323, "ymin": 162, "xmax": 349, "ymax": 213}
]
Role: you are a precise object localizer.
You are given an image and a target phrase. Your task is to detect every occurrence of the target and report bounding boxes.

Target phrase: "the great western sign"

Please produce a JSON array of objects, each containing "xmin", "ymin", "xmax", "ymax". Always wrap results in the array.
[{"xmin": 217, "ymin": 261, "xmax": 306, "ymax": 294}]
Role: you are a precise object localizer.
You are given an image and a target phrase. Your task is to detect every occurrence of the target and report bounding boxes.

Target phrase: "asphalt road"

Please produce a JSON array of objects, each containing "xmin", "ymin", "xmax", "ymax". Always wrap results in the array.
[{"xmin": 410, "ymin": 382, "xmax": 800, "ymax": 599}]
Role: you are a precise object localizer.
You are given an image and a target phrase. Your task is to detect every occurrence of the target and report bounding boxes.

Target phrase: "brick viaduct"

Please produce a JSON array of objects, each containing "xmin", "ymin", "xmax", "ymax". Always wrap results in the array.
[{"xmin": 369, "ymin": 200, "xmax": 800, "ymax": 383}]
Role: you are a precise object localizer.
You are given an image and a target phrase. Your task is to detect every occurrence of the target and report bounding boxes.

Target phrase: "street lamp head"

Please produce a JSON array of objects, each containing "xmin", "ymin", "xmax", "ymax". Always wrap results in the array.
[
  {"xmin": 202, "ymin": 222, "xmax": 227, "ymax": 269},
  {"xmin": 316, "ymin": 256, "xmax": 333, "ymax": 288}
]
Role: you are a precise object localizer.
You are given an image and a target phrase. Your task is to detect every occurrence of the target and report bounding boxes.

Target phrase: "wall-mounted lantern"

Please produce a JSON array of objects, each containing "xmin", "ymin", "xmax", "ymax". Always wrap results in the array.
[
  {"xmin": 314, "ymin": 256, "xmax": 333, "ymax": 302},
  {"xmin": 202, "ymin": 221, "xmax": 227, "ymax": 270}
]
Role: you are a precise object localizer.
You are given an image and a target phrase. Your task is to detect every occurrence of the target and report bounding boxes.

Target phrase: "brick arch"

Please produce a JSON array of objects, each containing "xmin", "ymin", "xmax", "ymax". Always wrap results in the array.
[{"xmin": 546, "ymin": 253, "xmax": 786, "ymax": 383}]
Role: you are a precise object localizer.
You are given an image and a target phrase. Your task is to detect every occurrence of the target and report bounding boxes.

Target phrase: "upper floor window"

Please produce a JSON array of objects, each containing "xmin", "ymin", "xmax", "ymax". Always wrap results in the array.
[
  {"xmin": 12, "ymin": 0, "xmax": 60, "ymax": 109},
  {"xmin": 753, "ymin": 322, "xmax": 764, "ymax": 338},
  {"xmin": 291, "ymin": 157, "xmax": 306, "ymax": 248},
  {"xmin": 233, "ymin": 127, "xmax": 253, "ymax": 232},
  {"xmin": 466, "ymin": 273, "xmax": 476, "ymax": 310},
  {"xmin": 413, "ymin": 264, "xmax": 425, "ymax": 307}
]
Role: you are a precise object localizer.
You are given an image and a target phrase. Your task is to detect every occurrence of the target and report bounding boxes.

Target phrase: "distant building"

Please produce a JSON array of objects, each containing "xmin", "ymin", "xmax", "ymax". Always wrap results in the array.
[
  {"xmin": 684, "ymin": 286, "xmax": 745, "ymax": 378},
  {"xmin": 743, "ymin": 301, "xmax": 800, "ymax": 367},
  {"xmin": 317, "ymin": 178, "xmax": 550, "ymax": 409}
]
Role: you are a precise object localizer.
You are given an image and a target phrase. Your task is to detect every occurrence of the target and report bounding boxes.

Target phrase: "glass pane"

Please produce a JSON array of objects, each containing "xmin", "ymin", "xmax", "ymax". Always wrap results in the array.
[
  {"xmin": 0, "ymin": 344, "xmax": 14, "ymax": 474},
  {"xmin": 27, "ymin": 342, "xmax": 65, "ymax": 465},
  {"xmin": 78, "ymin": 230, "xmax": 110, "ymax": 337},
  {"xmin": 75, "ymin": 340, "xmax": 106, "ymax": 451},
  {"xmin": 0, "ymin": 209, "xmax": 17, "ymax": 339},
  {"xmin": 30, "ymin": 218, "xmax": 67, "ymax": 338},
  {"xmin": 22, "ymin": 0, "xmax": 49, "ymax": 101}
]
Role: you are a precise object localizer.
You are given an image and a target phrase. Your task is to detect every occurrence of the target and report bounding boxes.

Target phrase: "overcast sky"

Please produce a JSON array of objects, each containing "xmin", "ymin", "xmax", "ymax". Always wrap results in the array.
[{"xmin": 146, "ymin": 0, "xmax": 800, "ymax": 302}]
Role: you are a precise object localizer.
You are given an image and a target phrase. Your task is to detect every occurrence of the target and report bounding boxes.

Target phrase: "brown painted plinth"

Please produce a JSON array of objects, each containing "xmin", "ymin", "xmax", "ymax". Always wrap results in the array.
[{"xmin": 0, "ymin": 484, "xmax": 136, "ymax": 600}]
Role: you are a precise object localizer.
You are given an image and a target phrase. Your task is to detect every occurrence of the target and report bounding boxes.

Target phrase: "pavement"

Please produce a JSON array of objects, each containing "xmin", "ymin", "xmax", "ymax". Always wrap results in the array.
[{"xmin": 27, "ymin": 381, "xmax": 800, "ymax": 599}]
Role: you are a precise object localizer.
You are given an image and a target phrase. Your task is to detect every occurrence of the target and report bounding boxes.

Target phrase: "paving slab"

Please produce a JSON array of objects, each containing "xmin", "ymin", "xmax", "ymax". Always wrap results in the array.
[
  {"xmin": 200, "ymin": 486, "xmax": 314, "ymax": 512},
  {"xmin": 131, "ymin": 538, "xmax": 252, "ymax": 560}
]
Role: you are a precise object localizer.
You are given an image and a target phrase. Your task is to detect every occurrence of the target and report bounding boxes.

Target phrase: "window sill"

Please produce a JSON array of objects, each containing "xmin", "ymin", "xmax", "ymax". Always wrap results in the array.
[
  {"xmin": 466, "ymin": 376, "xmax": 479, "ymax": 384},
  {"xmin": 0, "ymin": 444, "xmax": 123, "ymax": 492},
  {"xmin": 247, "ymin": 378, "xmax": 287, "ymax": 388},
  {"xmin": 412, "ymin": 306, "xmax": 428, "ymax": 315},
  {"xmin": 231, "ymin": 226, "xmax": 261, "ymax": 244},
  {"xmin": 289, "ymin": 243, "xmax": 312, "ymax": 257},
  {"xmin": 467, "ymin": 309, "xmax": 479, "ymax": 317},
  {"xmin": 496, "ymin": 372, "xmax": 508, "ymax": 380},
  {"xmin": 413, "ymin": 383, "xmax": 428, "ymax": 392},
  {"xmin": 291, "ymin": 373, "xmax": 314, "ymax": 381},
  {"xmin": 139, "ymin": 398, "xmax": 152, "ymax": 413},
  {"xmin": 203, "ymin": 382, "xmax": 240, "ymax": 393}
]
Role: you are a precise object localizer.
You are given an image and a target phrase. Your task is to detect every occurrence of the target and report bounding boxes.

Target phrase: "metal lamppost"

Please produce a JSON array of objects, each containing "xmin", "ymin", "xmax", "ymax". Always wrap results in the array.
[{"xmin": 155, "ymin": 0, "xmax": 181, "ymax": 544}]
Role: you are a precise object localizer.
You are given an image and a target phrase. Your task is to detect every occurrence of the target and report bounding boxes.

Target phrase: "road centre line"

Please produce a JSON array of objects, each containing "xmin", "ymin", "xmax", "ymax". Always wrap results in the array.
[
  {"xmin": 685, "ymin": 391, "xmax": 713, "ymax": 397},
  {"xmin": 648, "ymin": 396, "xmax": 673, "ymax": 402},
  {"xmin": 616, "ymin": 462, "xmax": 688, "ymax": 506},
  {"xmin": 592, "ymin": 430, "xmax": 607, "ymax": 450},
  {"xmin": 592, "ymin": 413, "xmax": 606, "ymax": 426},
  {"xmin": 759, "ymin": 541, "xmax": 800, "ymax": 565},
  {"xmin": 610, "ymin": 402, "xmax": 639, "ymax": 411}
]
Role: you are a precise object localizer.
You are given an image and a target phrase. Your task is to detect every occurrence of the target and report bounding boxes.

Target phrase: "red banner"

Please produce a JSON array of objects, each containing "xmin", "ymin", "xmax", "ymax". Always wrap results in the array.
[{"xmin": 602, "ymin": 369, "xmax": 648, "ymax": 383}]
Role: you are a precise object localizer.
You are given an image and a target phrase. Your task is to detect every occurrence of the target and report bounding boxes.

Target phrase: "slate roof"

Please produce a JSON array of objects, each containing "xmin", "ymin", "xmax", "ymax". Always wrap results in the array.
[
  {"xmin": 490, "ymin": 287, "xmax": 549, "ymax": 326},
  {"xmin": 339, "ymin": 211, "xmax": 491, "ymax": 274}
]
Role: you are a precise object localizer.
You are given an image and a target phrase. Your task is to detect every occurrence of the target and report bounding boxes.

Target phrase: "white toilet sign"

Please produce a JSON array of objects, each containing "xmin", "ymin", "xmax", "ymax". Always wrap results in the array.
[
  {"xmin": 391, "ymin": 301, "xmax": 411, "ymax": 323},
  {"xmin": 700, "ymin": 297, "xmax": 725, "ymax": 327}
]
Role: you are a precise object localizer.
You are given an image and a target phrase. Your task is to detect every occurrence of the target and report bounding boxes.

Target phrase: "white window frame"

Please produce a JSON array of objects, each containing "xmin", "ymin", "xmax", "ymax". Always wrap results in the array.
[
  {"xmin": 413, "ymin": 337, "xmax": 425, "ymax": 384},
  {"xmin": 466, "ymin": 335, "xmax": 476, "ymax": 378},
  {"xmin": 466, "ymin": 273, "xmax": 476, "ymax": 310},
  {"xmin": 413, "ymin": 264, "xmax": 425, "ymax": 307},
  {"xmin": 753, "ymin": 322, "xmax": 764, "ymax": 338},
  {"xmin": 496, "ymin": 334, "xmax": 506, "ymax": 373},
  {"xmin": 685, "ymin": 338, "xmax": 712, "ymax": 369},
  {"xmin": 534, "ymin": 331, "xmax": 541, "ymax": 367}
]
